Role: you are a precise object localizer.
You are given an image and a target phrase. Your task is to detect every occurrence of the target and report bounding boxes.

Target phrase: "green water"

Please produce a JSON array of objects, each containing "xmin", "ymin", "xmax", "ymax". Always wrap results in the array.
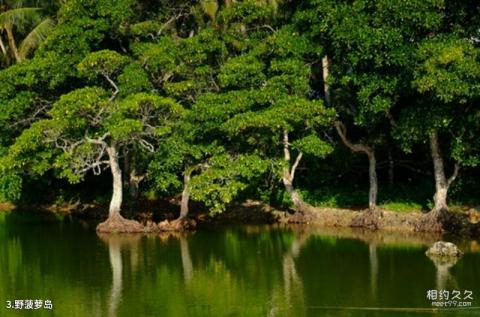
[{"xmin": 0, "ymin": 212, "xmax": 479, "ymax": 317}]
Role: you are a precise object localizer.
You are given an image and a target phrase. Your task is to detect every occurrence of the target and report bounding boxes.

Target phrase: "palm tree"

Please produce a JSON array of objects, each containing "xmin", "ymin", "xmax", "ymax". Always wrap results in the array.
[{"xmin": 0, "ymin": 0, "xmax": 55, "ymax": 65}]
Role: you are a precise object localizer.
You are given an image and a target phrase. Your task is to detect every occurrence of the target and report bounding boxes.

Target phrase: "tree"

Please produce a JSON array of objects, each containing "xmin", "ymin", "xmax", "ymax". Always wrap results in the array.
[
  {"xmin": 295, "ymin": 0, "xmax": 446, "ymax": 210},
  {"xmin": 401, "ymin": 35, "xmax": 480, "ymax": 212},
  {"xmin": 0, "ymin": 0, "xmax": 148, "ymax": 199},
  {"xmin": 135, "ymin": 8, "xmax": 269, "ymax": 225},
  {"xmin": 150, "ymin": 130, "xmax": 268, "ymax": 223},
  {"xmin": 6, "ymin": 50, "xmax": 183, "ymax": 231},
  {"xmin": 209, "ymin": 25, "xmax": 334, "ymax": 215}
]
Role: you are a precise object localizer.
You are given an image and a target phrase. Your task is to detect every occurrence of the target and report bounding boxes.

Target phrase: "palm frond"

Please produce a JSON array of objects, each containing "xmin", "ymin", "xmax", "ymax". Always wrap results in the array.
[
  {"xmin": 18, "ymin": 17, "xmax": 54, "ymax": 59},
  {"xmin": 0, "ymin": 7, "xmax": 41, "ymax": 28}
]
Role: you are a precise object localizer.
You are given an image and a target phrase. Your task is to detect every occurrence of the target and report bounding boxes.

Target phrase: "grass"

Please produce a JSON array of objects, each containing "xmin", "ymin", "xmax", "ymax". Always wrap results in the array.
[
  {"xmin": 294, "ymin": 186, "xmax": 480, "ymax": 214},
  {"xmin": 290, "ymin": 186, "xmax": 432, "ymax": 213},
  {"xmin": 378, "ymin": 201, "xmax": 423, "ymax": 213},
  {"xmin": 299, "ymin": 187, "xmax": 368, "ymax": 209}
]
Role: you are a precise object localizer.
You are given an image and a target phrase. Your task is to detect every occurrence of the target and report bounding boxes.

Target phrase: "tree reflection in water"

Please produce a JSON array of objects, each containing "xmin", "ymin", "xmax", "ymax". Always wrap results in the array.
[
  {"xmin": 369, "ymin": 243, "xmax": 378, "ymax": 301},
  {"xmin": 98, "ymin": 234, "xmax": 141, "ymax": 317},
  {"xmin": 427, "ymin": 254, "xmax": 459, "ymax": 291}
]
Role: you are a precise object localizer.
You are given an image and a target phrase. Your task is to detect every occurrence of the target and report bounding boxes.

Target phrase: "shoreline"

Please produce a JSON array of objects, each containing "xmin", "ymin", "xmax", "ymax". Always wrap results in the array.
[
  {"xmin": 2, "ymin": 200, "xmax": 480, "ymax": 236},
  {"xmin": 0, "ymin": 202, "xmax": 15, "ymax": 212}
]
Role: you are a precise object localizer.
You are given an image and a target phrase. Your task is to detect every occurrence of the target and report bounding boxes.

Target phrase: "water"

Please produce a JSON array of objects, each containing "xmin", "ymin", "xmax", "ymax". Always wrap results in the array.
[{"xmin": 0, "ymin": 211, "xmax": 479, "ymax": 317}]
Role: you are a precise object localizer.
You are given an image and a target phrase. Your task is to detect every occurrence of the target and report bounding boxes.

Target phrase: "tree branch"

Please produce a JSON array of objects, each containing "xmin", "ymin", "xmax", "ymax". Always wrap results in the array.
[
  {"xmin": 157, "ymin": 15, "xmax": 181, "ymax": 37},
  {"xmin": 447, "ymin": 163, "xmax": 460, "ymax": 188},
  {"xmin": 290, "ymin": 152, "xmax": 303, "ymax": 182},
  {"xmin": 386, "ymin": 110, "xmax": 397, "ymax": 127},
  {"xmin": 12, "ymin": 102, "xmax": 49, "ymax": 127},
  {"xmin": 54, "ymin": 138, "xmax": 68, "ymax": 151},
  {"xmin": 334, "ymin": 120, "xmax": 373, "ymax": 155},
  {"xmin": 103, "ymin": 74, "xmax": 119, "ymax": 101},
  {"xmin": 138, "ymin": 138, "xmax": 155, "ymax": 152},
  {"xmin": 92, "ymin": 106, "xmax": 107, "ymax": 125},
  {"xmin": 75, "ymin": 160, "xmax": 110, "ymax": 175},
  {"xmin": 86, "ymin": 132, "xmax": 110, "ymax": 145}
]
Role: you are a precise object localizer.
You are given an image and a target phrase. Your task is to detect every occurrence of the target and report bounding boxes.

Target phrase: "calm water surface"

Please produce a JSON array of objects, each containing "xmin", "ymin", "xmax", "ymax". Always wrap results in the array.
[{"xmin": 0, "ymin": 211, "xmax": 479, "ymax": 317}]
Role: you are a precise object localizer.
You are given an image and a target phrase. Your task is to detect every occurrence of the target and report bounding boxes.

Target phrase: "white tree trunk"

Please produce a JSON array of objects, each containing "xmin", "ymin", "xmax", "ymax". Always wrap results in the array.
[
  {"xmin": 282, "ymin": 130, "xmax": 305, "ymax": 211},
  {"xmin": 179, "ymin": 169, "xmax": 192, "ymax": 219},
  {"xmin": 283, "ymin": 176, "xmax": 304, "ymax": 210},
  {"xmin": 322, "ymin": 55, "xmax": 331, "ymax": 107},
  {"xmin": 107, "ymin": 144, "xmax": 123, "ymax": 218},
  {"xmin": 368, "ymin": 153, "xmax": 378, "ymax": 210},
  {"xmin": 430, "ymin": 132, "xmax": 449, "ymax": 212}
]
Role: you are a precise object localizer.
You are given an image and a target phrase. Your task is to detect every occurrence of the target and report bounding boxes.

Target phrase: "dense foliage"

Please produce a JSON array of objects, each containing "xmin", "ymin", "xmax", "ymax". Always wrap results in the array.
[{"xmin": 1, "ymin": 0, "xmax": 480, "ymax": 220}]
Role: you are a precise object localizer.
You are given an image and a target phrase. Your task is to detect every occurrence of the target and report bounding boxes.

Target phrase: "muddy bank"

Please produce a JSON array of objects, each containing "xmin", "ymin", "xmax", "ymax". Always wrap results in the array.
[
  {"xmin": 0, "ymin": 202, "xmax": 15, "ymax": 212},
  {"xmin": 211, "ymin": 200, "xmax": 480, "ymax": 236},
  {"xmin": 286, "ymin": 205, "xmax": 480, "ymax": 236},
  {"xmin": 6, "ymin": 198, "xmax": 480, "ymax": 236}
]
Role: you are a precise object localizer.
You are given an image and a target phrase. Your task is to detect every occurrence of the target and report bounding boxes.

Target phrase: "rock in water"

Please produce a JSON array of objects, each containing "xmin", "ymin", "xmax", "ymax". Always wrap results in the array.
[{"xmin": 426, "ymin": 241, "xmax": 463, "ymax": 257}]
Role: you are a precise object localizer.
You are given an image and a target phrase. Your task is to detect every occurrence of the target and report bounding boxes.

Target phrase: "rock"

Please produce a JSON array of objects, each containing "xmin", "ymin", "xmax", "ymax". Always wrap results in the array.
[
  {"xmin": 428, "ymin": 254, "xmax": 459, "ymax": 268},
  {"xmin": 426, "ymin": 241, "xmax": 463, "ymax": 257}
]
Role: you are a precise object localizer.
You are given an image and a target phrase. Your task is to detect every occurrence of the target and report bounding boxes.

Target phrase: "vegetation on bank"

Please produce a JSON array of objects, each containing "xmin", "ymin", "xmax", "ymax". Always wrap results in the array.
[{"xmin": 1, "ymin": 1, "xmax": 480, "ymax": 231}]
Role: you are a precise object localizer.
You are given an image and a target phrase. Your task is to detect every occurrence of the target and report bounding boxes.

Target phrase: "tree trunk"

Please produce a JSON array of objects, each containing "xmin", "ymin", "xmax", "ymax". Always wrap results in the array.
[
  {"xmin": 128, "ymin": 173, "xmax": 141, "ymax": 200},
  {"xmin": 128, "ymin": 169, "xmax": 144, "ymax": 200},
  {"xmin": 324, "ymin": 56, "xmax": 378, "ymax": 211},
  {"xmin": 368, "ymin": 153, "xmax": 378, "ymax": 210},
  {"xmin": 179, "ymin": 169, "xmax": 192, "ymax": 220},
  {"xmin": 429, "ymin": 131, "xmax": 458, "ymax": 213},
  {"xmin": 283, "ymin": 177, "xmax": 305, "ymax": 210},
  {"xmin": 282, "ymin": 130, "xmax": 306, "ymax": 211},
  {"xmin": 0, "ymin": 36, "xmax": 7, "ymax": 56},
  {"xmin": 5, "ymin": 24, "xmax": 20, "ymax": 63},
  {"xmin": 106, "ymin": 144, "xmax": 123, "ymax": 218},
  {"xmin": 122, "ymin": 148, "xmax": 130, "ymax": 192},
  {"xmin": 334, "ymin": 121, "xmax": 377, "ymax": 211},
  {"xmin": 322, "ymin": 55, "xmax": 331, "ymax": 107},
  {"xmin": 123, "ymin": 150, "xmax": 144, "ymax": 200}
]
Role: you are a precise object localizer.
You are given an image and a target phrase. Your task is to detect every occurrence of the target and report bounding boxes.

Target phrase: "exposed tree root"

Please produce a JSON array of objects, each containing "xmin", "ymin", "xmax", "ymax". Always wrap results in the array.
[
  {"xmin": 96, "ymin": 213, "xmax": 144, "ymax": 233},
  {"xmin": 414, "ymin": 209, "xmax": 444, "ymax": 233},
  {"xmin": 350, "ymin": 209, "xmax": 383, "ymax": 230},
  {"xmin": 286, "ymin": 205, "xmax": 317, "ymax": 224},
  {"xmin": 158, "ymin": 217, "xmax": 196, "ymax": 231}
]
